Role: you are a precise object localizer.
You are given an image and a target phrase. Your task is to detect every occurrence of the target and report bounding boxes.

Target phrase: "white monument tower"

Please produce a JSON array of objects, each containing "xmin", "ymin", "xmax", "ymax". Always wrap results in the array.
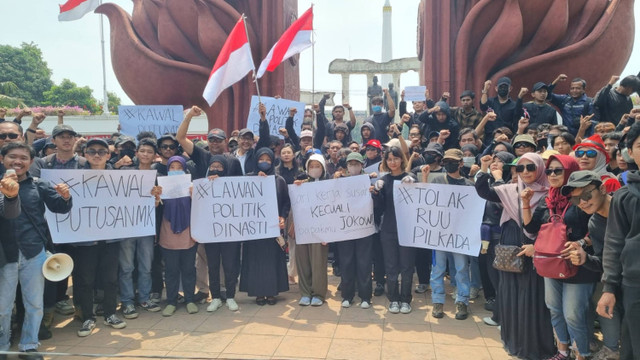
[{"xmin": 381, "ymin": 0, "xmax": 393, "ymax": 88}]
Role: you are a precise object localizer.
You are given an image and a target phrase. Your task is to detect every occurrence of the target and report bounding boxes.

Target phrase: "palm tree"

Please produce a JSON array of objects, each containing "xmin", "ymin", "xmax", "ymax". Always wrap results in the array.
[{"xmin": 0, "ymin": 81, "xmax": 25, "ymax": 107}]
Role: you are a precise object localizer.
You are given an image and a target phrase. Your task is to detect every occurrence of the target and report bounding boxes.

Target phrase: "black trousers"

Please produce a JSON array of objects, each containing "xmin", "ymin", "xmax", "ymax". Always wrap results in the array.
[
  {"xmin": 72, "ymin": 242, "xmax": 120, "ymax": 321},
  {"xmin": 415, "ymin": 248, "xmax": 432, "ymax": 285},
  {"xmin": 161, "ymin": 246, "xmax": 197, "ymax": 306},
  {"xmin": 380, "ymin": 232, "xmax": 415, "ymax": 303},
  {"xmin": 621, "ymin": 284, "xmax": 640, "ymax": 360},
  {"xmin": 204, "ymin": 242, "xmax": 240, "ymax": 299},
  {"xmin": 372, "ymin": 232, "xmax": 386, "ymax": 285},
  {"xmin": 337, "ymin": 236, "xmax": 373, "ymax": 302}
]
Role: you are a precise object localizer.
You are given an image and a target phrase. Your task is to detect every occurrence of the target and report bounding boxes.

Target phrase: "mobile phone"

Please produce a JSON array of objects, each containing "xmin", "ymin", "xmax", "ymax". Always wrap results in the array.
[{"xmin": 5, "ymin": 169, "xmax": 16, "ymax": 176}]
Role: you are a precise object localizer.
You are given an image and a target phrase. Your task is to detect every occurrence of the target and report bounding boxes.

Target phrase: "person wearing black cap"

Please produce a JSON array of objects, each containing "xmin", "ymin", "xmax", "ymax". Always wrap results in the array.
[
  {"xmin": 233, "ymin": 104, "xmax": 271, "ymax": 175},
  {"xmin": 110, "ymin": 135, "xmax": 137, "ymax": 169},
  {"xmin": 480, "ymin": 77, "xmax": 518, "ymax": 145},
  {"xmin": 450, "ymin": 90, "xmax": 483, "ymax": 130},
  {"xmin": 594, "ymin": 74, "xmax": 640, "ymax": 126},
  {"xmin": 513, "ymin": 82, "xmax": 558, "ymax": 128}
]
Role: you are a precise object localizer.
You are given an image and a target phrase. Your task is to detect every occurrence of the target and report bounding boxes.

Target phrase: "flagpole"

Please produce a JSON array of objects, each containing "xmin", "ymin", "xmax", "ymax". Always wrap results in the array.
[
  {"xmin": 243, "ymin": 14, "xmax": 261, "ymax": 104},
  {"xmin": 99, "ymin": 0, "xmax": 109, "ymax": 115},
  {"xmin": 311, "ymin": 4, "xmax": 315, "ymax": 107}
]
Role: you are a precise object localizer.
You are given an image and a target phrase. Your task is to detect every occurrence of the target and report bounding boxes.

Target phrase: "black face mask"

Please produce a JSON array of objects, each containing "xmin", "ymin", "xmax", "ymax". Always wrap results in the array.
[
  {"xmin": 208, "ymin": 169, "xmax": 224, "ymax": 177},
  {"xmin": 443, "ymin": 162, "xmax": 460, "ymax": 174},
  {"xmin": 423, "ymin": 154, "xmax": 436, "ymax": 165},
  {"xmin": 120, "ymin": 149, "xmax": 135, "ymax": 159},
  {"xmin": 497, "ymin": 86, "xmax": 509, "ymax": 98},
  {"xmin": 537, "ymin": 138, "xmax": 548, "ymax": 149}
]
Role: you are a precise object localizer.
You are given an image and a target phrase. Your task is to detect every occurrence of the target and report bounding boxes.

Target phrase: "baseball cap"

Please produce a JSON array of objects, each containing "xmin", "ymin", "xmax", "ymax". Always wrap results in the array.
[
  {"xmin": 532, "ymin": 82, "xmax": 549, "ymax": 92},
  {"xmin": 238, "ymin": 128, "xmax": 254, "ymax": 138},
  {"xmin": 346, "ymin": 152, "xmax": 364, "ymax": 164},
  {"xmin": 443, "ymin": 148, "xmax": 463, "ymax": 161},
  {"xmin": 365, "ymin": 139, "xmax": 382, "ymax": 150},
  {"xmin": 116, "ymin": 135, "xmax": 136, "ymax": 147},
  {"xmin": 52, "ymin": 124, "xmax": 77, "ymax": 138},
  {"xmin": 497, "ymin": 77, "xmax": 512, "ymax": 87},
  {"xmin": 561, "ymin": 171, "xmax": 602, "ymax": 196},
  {"xmin": 300, "ymin": 129, "xmax": 313, "ymax": 139},
  {"xmin": 207, "ymin": 128, "xmax": 227, "ymax": 140},
  {"xmin": 86, "ymin": 138, "xmax": 109, "ymax": 149}
]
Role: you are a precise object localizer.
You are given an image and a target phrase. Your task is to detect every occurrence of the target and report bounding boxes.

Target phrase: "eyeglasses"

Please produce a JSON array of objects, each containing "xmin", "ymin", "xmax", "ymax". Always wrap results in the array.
[
  {"xmin": 366, "ymin": 147, "xmax": 378, "ymax": 151},
  {"xmin": 409, "ymin": 133, "xmax": 421, "ymax": 138},
  {"xmin": 160, "ymin": 144, "xmax": 177, "ymax": 150},
  {"xmin": 513, "ymin": 142, "xmax": 532, "ymax": 149},
  {"xmin": 515, "ymin": 164, "xmax": 537, "ymax": 173},
  {"xmin": 545, "ymin": 168, "xmax": 564, "ymax": 176},
  {"xmin": 575, "ymin": 149, "xmax": 598, "ymax": 158},
  {"xmin": 208, "ymin": 138, "xmax": 224, "ymax": 144},
  {"xmin": 0, "ymin": 133, "xmax": 19, "ymax": 140},
  {"xmin": 571, "ymin": 187, "xmax": 599, "ymax": 205},
  {"xmin": 85, "ymin": 149, "xmax": 109, "ymax": 157}
]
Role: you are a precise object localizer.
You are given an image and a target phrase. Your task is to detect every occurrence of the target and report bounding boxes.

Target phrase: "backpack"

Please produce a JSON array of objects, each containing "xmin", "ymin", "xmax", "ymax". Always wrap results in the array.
[{"xmin": 533, "ymin": 205, "xmax": 578, "ymax": 279}]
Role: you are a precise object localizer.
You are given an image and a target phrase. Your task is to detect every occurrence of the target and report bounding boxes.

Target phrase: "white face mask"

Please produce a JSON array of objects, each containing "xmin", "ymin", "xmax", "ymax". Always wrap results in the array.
[
  {"xmin": 347, "ymin": 165, "xmax": 363, "ymax": 175},
  {"xmin": 308, "ymin": 168, "xmax": 323, "ymax": 179}
]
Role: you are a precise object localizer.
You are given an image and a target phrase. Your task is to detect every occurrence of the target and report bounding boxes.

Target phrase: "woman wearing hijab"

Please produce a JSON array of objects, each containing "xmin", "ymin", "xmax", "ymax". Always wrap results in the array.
[
  {"xmin": 475, "ymin": 152, "xmax": 556, "ymax": 359},
  {"xmin": 276, "ymin": 144, "xmax": 302, "ymax": 284},
  {"xmin": 239, "ymin": 148, "xmax": 291, "ymax": 305},
  {"xmin": 203, "ymin": 156, "xmax": 241, "ymax": 312},
  {"xmin": 573, "ymin": 134, "xmax": 621, "ymax": 193},
  {"xmin": 522, "ymin": 155, "xmax": 595, "ymax": 360},
  {"xmin": 151, "ymin": 156, "xmax": 199, "ymax": 317}
]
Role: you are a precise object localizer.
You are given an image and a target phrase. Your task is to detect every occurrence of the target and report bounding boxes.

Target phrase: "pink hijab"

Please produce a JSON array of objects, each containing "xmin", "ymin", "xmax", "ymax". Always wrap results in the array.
[{"xmin": 493, "ymin": 153, "xmax": 550, "ymax": 234}]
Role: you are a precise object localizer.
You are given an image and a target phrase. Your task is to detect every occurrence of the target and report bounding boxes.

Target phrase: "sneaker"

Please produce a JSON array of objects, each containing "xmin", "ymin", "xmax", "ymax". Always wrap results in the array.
[
  {"xmin": 388, "ymin": 301, "xmax": 400, "ymax": 314},
  {"xmin": 226, "ymin": 298, "xmax": 239, "ymax": 311},
  {"xmin": 450, "ymin": 286, "xmax": 457, "ymax": 300},
  {"xmin": 310, "ymin": 297, "xmax": 324, "ymax": 306},
  {"xmin": 455, "ymin": 302, "xmax": 468, "ymax": 320},
  {"xmin": 545, "ymin": 351, "xmax": 570, "ymax": 360},
  {"xmin": 162, "ymin": 304, "xmax": 176, "ymax": 317},
  {"xmin": 415, "ymin": 284, "xmax": 429, "ymax": 293},
  {"xmin": 140, "ymin": 301, "xmax": 161, "ymax": 312},
  {"xmin": 341, "ymin": 300, "xmax": 351, "ymax": 308},
  {"xmin": 592, "ymin": 346, "xmax": 619, "ymax": 360},
  {"xmin": 186, "ymin": 302, "xmax": 199, "ymax": 314},
  {"xmin": 400, "ymin": 302, "xmax": 412, "ymax": 314},
  {"xmin": 483, "ymin": 316, "xmax": 499, "ymax": 326},
  {"xmin": 193, "ymin": 291, "xmax": 209, "ymax": 304},
  {"xmin": 149, "ymin": 292, "xmax": 161, "ymax": 304},
  {"xmin": 484, "ymin": 298, "xmax": 496, "ymax": 311},
  {"xmin": 104, "ymin": 314, "xmax": 127, "ymax": 329},
  {"xmin": 432, "ymin": 303, "xmax": 444, "ymax": 318},
  {"xmin": 122, "ymin": 304, "xmax": 139, "ymax": 319},
  {"xmin": 470, "ymin": 287, "xmax": 480, "ymax": 300},
  {"xmin": 360, "ymin": 301, "xmax": 371, "ymax": 309},
  {"xmin": 207, "ymin": 298, "xmax": 223, "ymax": 312},
  {"xmin": 299, "ymin": 296, "xmax": 311, "ymax": 306},
  {"xmin": 374, "ymin": 283, "xmax": 385, "ymax": 296},
  {"xmin": 18, "ymin": 349, "xmax": 43, "ymax": 360},
  {"xmin": 77, "ymin": 319, "xmax": 96, "ymax": 337},
  {"xmin": 55, "ymin": 299, "xmax": 75, "ymax": 315}
]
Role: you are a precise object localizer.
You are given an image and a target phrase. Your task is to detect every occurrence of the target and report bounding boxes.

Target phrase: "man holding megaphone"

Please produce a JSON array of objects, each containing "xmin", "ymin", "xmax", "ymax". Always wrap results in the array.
[{"xmin": 0, "ymin": 143, "xmax": 72, "ymax": 360}]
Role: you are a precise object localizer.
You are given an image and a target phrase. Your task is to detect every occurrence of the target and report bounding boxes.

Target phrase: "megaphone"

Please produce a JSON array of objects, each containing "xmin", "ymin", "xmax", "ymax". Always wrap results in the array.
[{"xmin": 42, "ymin": 251, "xmax": 74, "ymax": 282}]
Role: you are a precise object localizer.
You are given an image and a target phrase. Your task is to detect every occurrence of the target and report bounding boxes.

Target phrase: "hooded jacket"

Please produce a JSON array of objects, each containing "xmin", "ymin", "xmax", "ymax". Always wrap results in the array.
[
  {"xmin": 602, "ymin": 170, "xmax": 640, "ymax": 292},
  {"xmin": 360, "ymin": 122, "xmax": 376, "ymax": 147},
  {"xmin": 305, "ymin": 153, "xmax": 327, "ymax": 182},
  {"xmin": 418, "ymin": 101, "xmax": 460, "ymax": 150}
]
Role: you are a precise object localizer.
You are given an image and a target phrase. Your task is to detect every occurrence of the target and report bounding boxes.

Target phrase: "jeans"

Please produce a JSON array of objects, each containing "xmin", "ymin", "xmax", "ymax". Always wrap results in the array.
[
  {"xmin": 544, "ymin": 278, "xmax": 595, "ymax": 356},
  {"xmin": 119, "ymin": 236, "xmax": 155, "ymax": 305},
  {"xmin": 162, "ymin": 245, "xmax": 197, "ymax": 306},
  {"xmin": 431, "ymin": 251, "xmax": 470, "ymax": 305},
  {"xmin": 446, "ymin": 252, "xmax": 458, "ymax": 287},
  {"xmin": 469, "ymin": 256, "xmax": 482, "ymax": 289},
  {"xmin": 0, "ymin": 249, "xmax": 46, "ymax": 351},
  {"xmin": 621, "ymin": 285, "xmax": 640, "ymax": 360}
]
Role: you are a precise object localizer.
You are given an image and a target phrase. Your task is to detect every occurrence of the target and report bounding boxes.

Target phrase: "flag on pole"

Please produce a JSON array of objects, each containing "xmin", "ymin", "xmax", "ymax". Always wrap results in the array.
[
  {"xmin": 202, "ymin": 16, "xmax": 255, "ymax": 106},
  {"xmin": 256, "ymin": 7, "xmax": 313, "ymax": 79},
  {"xmin": 58, "ymin": 0, "xmax": 100, "ymax": 21}
]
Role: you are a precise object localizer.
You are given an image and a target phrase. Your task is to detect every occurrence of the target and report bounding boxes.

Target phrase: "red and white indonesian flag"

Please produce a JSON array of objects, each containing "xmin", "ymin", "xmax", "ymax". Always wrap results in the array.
[
  {"xmin": 202, "ymin": 16, "xmax": 255, "ymax": 106},
  {"xmin": 58, "ymin": 0, "xmax": 100, "ymax": 21},
  {"xmin": 256, "ymin": 7, "xmax": 313, "ymax": 79}
]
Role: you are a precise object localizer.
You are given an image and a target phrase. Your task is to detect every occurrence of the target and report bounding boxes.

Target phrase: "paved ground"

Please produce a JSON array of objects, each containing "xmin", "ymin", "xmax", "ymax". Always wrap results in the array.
[{"xmin": 13, "ymin": 272, "xmax": 516, "ymax": 360}]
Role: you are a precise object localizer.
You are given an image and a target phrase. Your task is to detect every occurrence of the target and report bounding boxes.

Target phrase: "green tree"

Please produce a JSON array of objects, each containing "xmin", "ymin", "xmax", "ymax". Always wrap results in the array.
[
  {"xmin": 0, "ymin": 81, "xmax": 25, "ymax": 107},
  {"xmin": 99, "ymin": 91, "xmax": 121, "ymax": 114},
  {"xmin": 43, "ymin": 79, "xmax": 100, "ymax": 113},
  {"xmin": 0, "ymin": 43, "xmax": 53, "ymax": 105}
]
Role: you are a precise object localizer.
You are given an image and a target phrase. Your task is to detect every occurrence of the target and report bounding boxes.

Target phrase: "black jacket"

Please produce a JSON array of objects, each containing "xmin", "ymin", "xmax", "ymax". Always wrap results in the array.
[
  {"xmin": 0, "ymin": 195, "xmax": 21, "ymax": 268},
  {"xmin": 593, "ymin": 84, "xmax": 633, "ymax": 126},
  {"xmin": 234, "ymin": 118, "xmax": 271, "ymax": 175}
]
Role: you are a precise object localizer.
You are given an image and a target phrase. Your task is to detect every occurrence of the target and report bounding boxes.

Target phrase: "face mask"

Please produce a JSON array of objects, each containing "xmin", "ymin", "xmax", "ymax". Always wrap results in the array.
[
  {"xmin": 208, "ymin": 169, "xmax": 224, "ymax": 177},
  {"xmin": 168, "ymin": 170, "xmax": 185, "ymax": 176},
  {"xmin": 257, "ymin": 161, "xmax": 271, "ymax": 172},
  {"xmin": 423, "ymin": 154, "xmax": 436, "ymax": 164},
  {"xmin": 347, "ymin": 165, "xmax": 362, "ymax": 175},
  {"xmin": 372, "ymin": 105, "xmax": 382, "ymax": 113},
  {"xmin": 463, "ymin": 157, "xmax": 475, "ymax": 168},
  {"xmin": 497, "ymin": 87, "xmax": 509, "ymax": 98},
  {"xmin": 443, "ymin": 162, "xmax": 460, "ymax": 174},
  {"xmin": 308, "ymin": 168, "xmax": 323, "ymax": 179}
]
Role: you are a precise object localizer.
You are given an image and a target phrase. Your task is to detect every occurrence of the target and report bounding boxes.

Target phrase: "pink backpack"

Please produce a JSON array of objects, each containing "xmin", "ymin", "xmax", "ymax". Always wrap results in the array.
[{"xmin": 533, "ymin": 205, "xmax": 578, "ymax": 279}]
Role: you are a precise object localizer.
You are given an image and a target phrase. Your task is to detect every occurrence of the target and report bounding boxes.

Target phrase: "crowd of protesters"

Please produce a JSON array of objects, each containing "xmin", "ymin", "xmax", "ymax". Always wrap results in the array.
[{"xmin": 0, "ymin": 72, "xmax": 639, "ymax": 360}]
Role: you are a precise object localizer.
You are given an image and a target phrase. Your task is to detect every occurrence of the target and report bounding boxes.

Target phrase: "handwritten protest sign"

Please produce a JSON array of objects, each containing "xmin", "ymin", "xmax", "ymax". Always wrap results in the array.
[
  {"xmin": 246, "ymin": 96, "xmax": 304, "ymax": 138},
  {"xmin": 118, "ymin": 105, "xmax": 183, "ymax": 139},
  {"xmin": 289, "ymin": 175, "xmax": 376, "ymax": 244},
  {"xmin": 40, "ymin": 169, "xmax": 157, "ymax": 244},
  {"xmin": 393, "ymin": 181, "xmax": 486, "ymax": 256},
  {"xmin": 190, "ymin": 176, "xmax": 280, "ymax": 243},
  {"xmin": 404, "ymin": 86, "xmax": 427, "ymax": 101},
  {"xmin": 157, "ymin": 174, "xmax": 191, "ymax": 199}
]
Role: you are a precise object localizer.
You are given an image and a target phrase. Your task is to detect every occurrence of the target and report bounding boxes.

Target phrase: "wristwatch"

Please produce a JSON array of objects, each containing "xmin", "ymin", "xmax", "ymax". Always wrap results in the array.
[{"xmin": 577, "ymin": 239, "xmax": 586, "ymax": 247}]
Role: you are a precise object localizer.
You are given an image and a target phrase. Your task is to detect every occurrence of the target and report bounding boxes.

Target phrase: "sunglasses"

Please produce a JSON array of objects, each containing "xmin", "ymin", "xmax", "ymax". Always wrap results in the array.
[
  {"xmin": 513, "ymin": 142, "xmax": 532, "ymax": 149},
  {"xmin": 160, "ymin": 144, "xmax": 177, "ymax": 150},
  {"xmin": 0, "ymin": 133, "xmax": 20, "ymax": 140},
  {"xmin": 570, "ymin": 187, "xmax": 599, "ymax": 205},
  {"xmin": 575, "ymin": 149, "xmax": 598, "ymax": 158},
  {"xmin": 515, "ymin": 164, "xmax": 537, "ymax": 173},
  {"xmin": 85, "ymin": 149, "xmax": 109, "ymax": 157},
  {"xmin": 545, "ymin": 168, "xmax": 564, "ymax": 176}
]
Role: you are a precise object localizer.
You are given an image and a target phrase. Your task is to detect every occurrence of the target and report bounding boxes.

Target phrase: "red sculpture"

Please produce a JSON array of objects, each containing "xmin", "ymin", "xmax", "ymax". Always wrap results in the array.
[
  {"xmin": 96, "ymin": 0, "xmax": 299, "ymax": 132},
  {"xmin": 417, "ymin": 0, "xmax": 635, "ymax": 100}
]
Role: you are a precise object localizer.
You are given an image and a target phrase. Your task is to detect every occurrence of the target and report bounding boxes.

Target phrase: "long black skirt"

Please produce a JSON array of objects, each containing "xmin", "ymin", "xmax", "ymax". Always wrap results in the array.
[{"xmin": 239, "ymin": 238, "xmax": 289, "ymax": 297}]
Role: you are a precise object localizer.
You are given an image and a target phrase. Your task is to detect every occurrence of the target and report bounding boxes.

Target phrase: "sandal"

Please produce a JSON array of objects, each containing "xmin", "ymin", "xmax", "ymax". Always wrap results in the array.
[{"xmin": 256, "ymin": 297, "xmax": 267, "ymax": 306}]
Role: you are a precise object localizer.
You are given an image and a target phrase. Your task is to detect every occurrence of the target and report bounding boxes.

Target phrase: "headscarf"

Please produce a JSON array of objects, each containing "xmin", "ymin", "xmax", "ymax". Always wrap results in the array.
[
  {"xmin": 493, "ymin": 151, "xmax": 515, "ymax": 183},
  {"xmin": 574, "ymin": 134, "xmax": 613, "ymax": 177},
  {"xmin": 544, "ymin": 155, "xmax": 580, "ymax": 215},
  {"xmin": 253, "ymin": 147, "xmax": 275, "ymax": 176},
  {"xmin": 461, "ymin": 144, "xmax": 479, "ymax": 156},
  {"xmin": 206, "ymin": 155, "xmax": 228, "ymax": 178},
  {"xmin": 493, "ymin": 153, "xmax": 549, "ymax": 229},
  {"xmin": 163, "ymin": 156, "xmax": 191, "ymax": 234}
]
